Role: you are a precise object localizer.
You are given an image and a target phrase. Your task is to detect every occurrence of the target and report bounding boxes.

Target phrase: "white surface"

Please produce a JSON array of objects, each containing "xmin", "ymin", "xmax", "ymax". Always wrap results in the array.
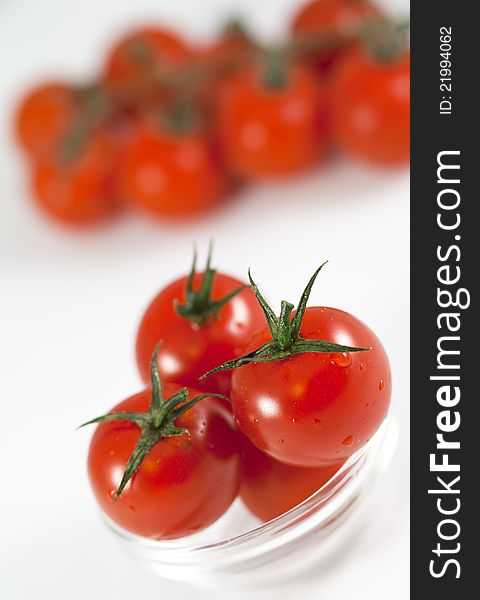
[{"xmin": 0, "ymin": 1, "xmax": 409, "ymax": 598}]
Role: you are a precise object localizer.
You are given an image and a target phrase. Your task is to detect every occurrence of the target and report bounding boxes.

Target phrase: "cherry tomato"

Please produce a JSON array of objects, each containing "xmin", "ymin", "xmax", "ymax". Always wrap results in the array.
[
  {"xmin": 120, "ymin": 121, "xmax": 227, "ymax": 218},
  {"xmin": 87, "ymin": 384, "xmax": 240, "ymax": 539},
  {"xmin": 330, "ymin": 50, "xmax": 410, "ymax": 165},
  {"xmin": 198, "ymin": 23, "xmax": 252, "ymax": 72},
  {"xmin": 15, "ymin": 82, "xmax": 78, "ymax": 159},
  {"xmin": 239, "ymin": 431, "xmax": 344, "ymax": 522},
  {"xmin": 32, "ymin": 131, "xmax": 119, "ymax": 225},
  {"xmin": 232, "ymin": 307, "xmax": 391, "ymax": 467},
  {"xmin": 195, "ymin": 23, "xmax": 254, "ymax": 109},
  {"xmin": 103, "ymin": 26, "xmax": 193, "ymax": 88},
  {"xmin": 101, "ymin": 27, "xmax": 193, "ymax": 112},
  {"xmin": 217, "ymin": 63, "xmax": 328, "ymax": 178},
  {"xmin": 136, "ymin": 264, "xmax": 266, "ymax": 395},
  {"xmin": 291, "ymin": 0, "xmax": 381, "ymax": 72}
]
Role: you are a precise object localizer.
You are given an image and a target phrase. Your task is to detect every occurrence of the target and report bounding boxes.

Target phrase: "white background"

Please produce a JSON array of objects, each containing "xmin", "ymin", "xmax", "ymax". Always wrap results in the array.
[{"xmin": 0, "ymin": 0, "xmax": 409, "ymax": 598}]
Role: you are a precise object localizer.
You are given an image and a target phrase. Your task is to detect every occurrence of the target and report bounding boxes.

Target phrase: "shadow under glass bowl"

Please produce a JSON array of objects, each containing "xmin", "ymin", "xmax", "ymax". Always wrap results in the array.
[{"xmin": 103, "ymin": 417, "xmax": 398, "ymax": 588}]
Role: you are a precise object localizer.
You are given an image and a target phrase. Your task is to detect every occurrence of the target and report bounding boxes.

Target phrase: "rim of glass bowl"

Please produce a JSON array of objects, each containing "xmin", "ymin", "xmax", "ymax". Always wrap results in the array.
[{"xmin": 103, "ymin": 416, "xmax": 398, "ymax": 566}]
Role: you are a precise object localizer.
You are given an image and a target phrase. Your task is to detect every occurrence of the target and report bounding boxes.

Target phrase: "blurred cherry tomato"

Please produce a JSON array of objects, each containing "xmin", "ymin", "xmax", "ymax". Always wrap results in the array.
[
  {"xmin": 102, "ymin": 26, "xmax": 193, "ymax": 111},
  {"xmin": 291, "ymin": 0, "xmax": 381, "ymax": 72},
  {"xmin": 239, "ymin": 431, "xmax": 344, "ymax": 522},
  {"xmin": 103, "ymin": 26, "xmax": 193, "ymax": 86},
  {"xmin": 198, "ymin": 21, "xmax": 252, "ymax": 70},
  {"xmin": 15, "ymin": 83, "xmax": 78, "ymax": 159},
  {"xmin": 136, "ymin": 265, "xmax": 265, "ymax": 395},
  {"xmin": 88, "ymin": 385, "xmax": 240, "ymax": 538},
  {"xmin": 32, "ymin": 131, "xmax": 119, "ymax": 225},
  {"xmin": 195, "ymin": 21, "xmax": 254, "ymax": 107},
  {"xmin": 217, "ymin": 63, "xmax": 328, "ymax": 178},
  {"xmin": 120, "ymin": 119, "xmax": 227, "ymax": 218},
  {"xmin": 330, "ymin": 50, "xmax": 410, "ymax": 165}
]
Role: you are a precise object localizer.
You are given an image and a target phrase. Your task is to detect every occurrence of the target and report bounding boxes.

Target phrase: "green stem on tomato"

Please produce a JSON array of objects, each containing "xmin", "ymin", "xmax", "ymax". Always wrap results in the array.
[
  {"xmin": 174, "ymin": 243, "xmax": 248, "ymax": 326},
  {"xmin": 262, "ymin": 48, "xmax": 290, "ymax": 90},
  {"xmin": 363, "ymin": 17, "xmax": 410, "ymax": 63},
  {"xmin": 79, "ymin": 343, "xmax": 227, "ymax": 501},
  {"xmin": 201, "ymin": 262, "xmax": 370, "ymax": 379}
]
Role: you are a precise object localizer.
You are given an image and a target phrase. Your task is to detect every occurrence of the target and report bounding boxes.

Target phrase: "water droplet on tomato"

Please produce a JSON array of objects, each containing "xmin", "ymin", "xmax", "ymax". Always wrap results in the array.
[
  {"xmin": 359, "ymin": 363, "xmax": 365, "ymax": 371},
  {"xmin": 253, "ymin": 418, "xmax": 259, "ymax": 425},
  {"xmin": 342, "ymin": 435, "xmax": 354, "ymax": 447},
  {"xmin": 330, "ymin": 352, "xmax": 352, "ymax": 368},
  {"xmin": 379, "ymin": 378, "xmax": 385, "ymax": 391},
  {"xmin": 292, "ymin": 417, "xmax": 297, "ymax": 424},
  {"xmin": 279, "ymin": 438, "xmax": 285, "ymax": 444}
]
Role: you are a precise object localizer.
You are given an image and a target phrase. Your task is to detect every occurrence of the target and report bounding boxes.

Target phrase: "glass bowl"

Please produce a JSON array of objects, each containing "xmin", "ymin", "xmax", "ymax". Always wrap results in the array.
[{"xmin": 103, "ymin": 417, "xmax": 398, "ymax": 588}]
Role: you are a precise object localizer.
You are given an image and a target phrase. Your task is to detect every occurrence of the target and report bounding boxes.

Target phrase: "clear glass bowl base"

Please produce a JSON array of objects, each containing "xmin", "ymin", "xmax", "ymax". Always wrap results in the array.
[{"xmin": 104, "ymin": 417, "xmax": 398, "ymax": 588}]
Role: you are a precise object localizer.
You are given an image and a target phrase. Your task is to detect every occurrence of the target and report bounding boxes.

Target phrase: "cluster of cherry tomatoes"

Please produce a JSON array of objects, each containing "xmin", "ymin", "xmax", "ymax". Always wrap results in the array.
[
  {"xmin": 82, "ymin": 249, "xmax": 391, "ymax": 538},
  {"xmin": 15, "ymin": 0, "xmax": 410, "ymax": 227}
]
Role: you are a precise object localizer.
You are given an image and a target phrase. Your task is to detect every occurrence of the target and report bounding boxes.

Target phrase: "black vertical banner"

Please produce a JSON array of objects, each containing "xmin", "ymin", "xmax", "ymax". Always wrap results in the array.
[{"xmin": 411, "ymin": 3, "xmax": 477, "ymax": 598}]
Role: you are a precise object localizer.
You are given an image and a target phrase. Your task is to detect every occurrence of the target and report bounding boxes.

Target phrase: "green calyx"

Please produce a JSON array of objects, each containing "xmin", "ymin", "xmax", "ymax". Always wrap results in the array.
[
  {"xmin": 201, "ymin": 262, "xmax": 370, "ymax": 379},
  {"xmin": 222, "ymin": 17, "xmax": 249, "ymax": 40},
  {"xmin": 79, "ymin": 344, "xmax": 226, "ymax": 501},
  {"xmin": 58, "ymin": 117, "xmax": 90, "ymax": 163},
  {"xmin": 59, "ymin": 84, "xmax": 111, "ymax": 164},
  {"xmin": 174, "ymin": 244, "xmax": 247, "ymax": 326},
  {"xmin": 261, "ymin": 48, "xmax": 289, "ymax": 90},
  {"xmin": 162, "ymin": 99, "xmax": 199, "ymax": 135},
  {"xmin": 363, "ymin": 17, "xmax": 410, "ymax": 63}
]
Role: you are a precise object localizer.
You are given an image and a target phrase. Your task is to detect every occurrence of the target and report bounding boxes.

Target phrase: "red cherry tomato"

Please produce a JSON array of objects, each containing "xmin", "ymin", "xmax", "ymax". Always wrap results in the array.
[
  {"xmin": 136, "ymin": 270, "xmax": 266, "ymax": 395},
  {"xmin": 32, "ymin": 131, "xmax": 119, "ymax": 225},
  {"xmin": 198, "ymin": 26, "xmax": 252, "ymax": 71},
  {"xmin": 120, "ymin": 121, "xmax": 228, "ymax": 218},
  {"xmin": 330, "ymin": 50, "xmax": 410, "ymax": 165},
  {"xmin": 103, "ymin": 26, "xmax": 193, "ymax": 87},
  {"xmin": 102, "ymin": 27, "xmax": 193, "ymax": 113},
  {"xmin": 87, "ymin": 385, "xmax": 240, "ymax": 539},
  {"xmin": 217, "ymin": 64, "xmax": 328, "ymax": 178},
  {"xmin": 291, "ymin": 0, "xmax": 381, "ymax": 72},
  {"xmin": 232, "ymin": 307, "xmax": 391, "ymax": 467},
  {"xmin": 239, "ymin": 432, "xmax": 344, "ymax": 522},
  {"xmin": 195, "ymin": 26, "xmax": 253, "ymax": 108},
  {"xmin": 15, "ymin": 82, "xmax": 78, "ymax": 159}
]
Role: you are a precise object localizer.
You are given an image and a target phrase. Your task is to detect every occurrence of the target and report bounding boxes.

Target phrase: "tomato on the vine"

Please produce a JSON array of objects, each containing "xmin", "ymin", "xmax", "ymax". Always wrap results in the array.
[
  {"xmin": 216, "ymin": 61, "xmax": 328, "ymax": 178},
  {"xmin": 15, "ymin": 82, "xmax": 78, "ymax": 159},
  {"xmin": 197, "ymin": 21, "xmax": 253, "ymax": 73},
  {"xmin": 239, "ymin": 431, "xmax": 344, "ymax": 522},
  {"xmin": 291, "ymin": 0, "xmax": 381, "ymax": 72},
  {"xmin": 102, "ymin": 26, "xmax": 193, "ymax": 88},
  {"xmin": 32, "ymin": 130, "xmax": 119, "ymax": 225},
  {"xmin": 101, "ymin": 26, "xmax": 194, "ymax": 113},
  {"xmin": 203, "ymin": 264, "xmax": 391, "ymax": 467},
  {"xmin": 330, "ymin": 49, "xmax": 410, "ymax": 165},
  {"xmin": 120, "ymin": 115, "xmax": 227, "ymax": 218},
  {"xmin": 136, "ymin": 249, "xmax": 266, "ymax": 394},
  {"xmin": 84, "ymin": 349, "xmax": 240, "ymax": 539},
  {"xmin": 195, "ymin": 21, "xmax": 254, "ymax": 107}
]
